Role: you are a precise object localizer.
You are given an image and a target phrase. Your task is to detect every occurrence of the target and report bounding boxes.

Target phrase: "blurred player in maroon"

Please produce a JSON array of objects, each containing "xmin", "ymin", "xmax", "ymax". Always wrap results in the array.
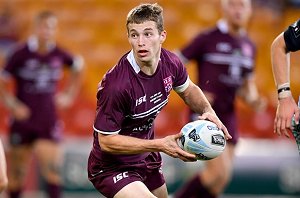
[
  {"xmin": 87, "ymin": 3, "xmax": 231, "ymax": 198},
  {"xmin": 174, "ymin": 0, "xmax": 266, "ymax": 197},
  {"xmin": 0, "ymin": 139, "xmax": 8, "ymax": 193},
  {"xmin": 0, "ymin": 11, "xmax": 84, "ymax": 198},
  {"xmin": 271, "ymin": 18, "xmax": 300, "ymax": 136}
]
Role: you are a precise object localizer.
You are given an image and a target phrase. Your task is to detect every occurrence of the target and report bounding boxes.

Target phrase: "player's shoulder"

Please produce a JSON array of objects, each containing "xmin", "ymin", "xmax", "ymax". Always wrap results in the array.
[
  {"xmin": 196, "ymin": 26, "xmax": 219, "ymax": 38},
  {"xmin": 160, "ymin": 49, "xmax": 186, "ymax": 72},
  {"xmin": 52, "ymin": 44, "xmax": 73, "ymax": 56},
  {"xmin": 161, "ymin": 48, "xmax": 182, "ymax": 64},
  {"xmin": 4, "ymin": 42, "xmax": 27, "ymax": 61},
  {"xmin": 101, "ymin": 53, "xmax": 132, "ymax": 89}
]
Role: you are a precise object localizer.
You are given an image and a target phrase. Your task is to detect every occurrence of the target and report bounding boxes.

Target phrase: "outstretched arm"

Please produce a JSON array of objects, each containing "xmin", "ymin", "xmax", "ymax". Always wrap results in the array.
[{"xmin": 98, "ymin": 132, "xmax": 196, "ymax": 162}]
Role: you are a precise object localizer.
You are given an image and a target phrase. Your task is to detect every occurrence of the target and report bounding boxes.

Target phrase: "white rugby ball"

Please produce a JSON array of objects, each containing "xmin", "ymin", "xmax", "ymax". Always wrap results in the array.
[{"xmin": 177, "ymin": 119, "xmax": 226, "ymax": 160}]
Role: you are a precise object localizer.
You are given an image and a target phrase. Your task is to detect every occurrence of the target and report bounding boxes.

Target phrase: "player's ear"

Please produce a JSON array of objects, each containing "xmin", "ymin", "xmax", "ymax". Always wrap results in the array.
[{"xmin": 160, "ymin": 30, "xmax": 167, "ymax": 43}]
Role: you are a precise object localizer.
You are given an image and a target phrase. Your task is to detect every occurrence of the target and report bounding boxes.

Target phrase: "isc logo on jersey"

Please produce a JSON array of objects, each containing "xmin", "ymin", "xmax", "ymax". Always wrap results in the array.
[
  {"xmin": 113, "ymin": 171, "xmax": 129, "ymax": 183},
  {"xmin": 135, "ymin": 95, "xmax": 146, "ymax": 106}
]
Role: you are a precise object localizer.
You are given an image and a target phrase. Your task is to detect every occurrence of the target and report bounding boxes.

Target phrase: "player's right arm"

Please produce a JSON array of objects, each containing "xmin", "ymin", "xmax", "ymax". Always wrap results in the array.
[
  {"xmin": 98, "ymin": 133, "xmax": 196, "ymax": 162},
  {"xmin": 271, "ymin": 19, "xmax": 300, "ymax": 137}
]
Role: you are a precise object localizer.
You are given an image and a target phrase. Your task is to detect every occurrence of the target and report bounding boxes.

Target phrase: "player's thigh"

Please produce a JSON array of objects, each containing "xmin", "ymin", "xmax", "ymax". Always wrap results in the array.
[
  {"xmin": 34, "ymin": 139, "xmax": 63, "ymax": 181},
  {"xmin": 114, "ymin": 181, "xmax": 157, "ymax": 198},
  {"xmin": 151, "ymin": 183, "xmax": 168, "ymax": 198},
  {"xmin": 7, "ymin": 144, "xmax": 32, "ymax": 186},
  {"xmin": 204, "ymin": 143, "xmax": 235, "ymax": 179}
]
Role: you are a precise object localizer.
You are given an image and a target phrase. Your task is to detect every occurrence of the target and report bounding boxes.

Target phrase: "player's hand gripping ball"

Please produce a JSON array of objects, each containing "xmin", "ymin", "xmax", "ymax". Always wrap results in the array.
[{"xmin": 177, "ymin": 120, "xmax": 226, "ymax": 160}]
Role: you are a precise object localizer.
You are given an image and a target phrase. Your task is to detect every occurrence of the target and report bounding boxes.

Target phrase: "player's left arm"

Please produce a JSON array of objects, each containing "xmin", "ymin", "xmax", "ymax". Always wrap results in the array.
[
  {"xmin": 237, "ymin": 74, "xmax": 267, "ymax": 112},
  {"xmin": 56, "ymin": 55, "xmax": 84, "ymax": 109},
  {"xmin": 177, "ymin": 79, "xmax": 231, "ymax": 139}
]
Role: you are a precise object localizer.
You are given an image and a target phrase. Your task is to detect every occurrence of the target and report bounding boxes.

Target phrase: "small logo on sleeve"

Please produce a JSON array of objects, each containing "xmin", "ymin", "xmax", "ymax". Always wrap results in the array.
[
  {"xmin": 292, "ymin": 21, "xmax": 300, "ymax": 38},
  {"xmin": 163, "ymin": 76, "xmax": 172, "ymax": 93}
]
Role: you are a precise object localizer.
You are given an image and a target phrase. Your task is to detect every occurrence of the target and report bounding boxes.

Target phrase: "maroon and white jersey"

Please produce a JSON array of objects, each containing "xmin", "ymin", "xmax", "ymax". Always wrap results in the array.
[
  {"xmin": 1, "ymin": 36, "xmax": 80, "ymax": 131},
  {"xmin": 180, "ymin": 20, "xmax": 256, "ymax": 115},
  {"xmin": 91, "ymin": 48, "xmax": 189, "ymax": 163}
]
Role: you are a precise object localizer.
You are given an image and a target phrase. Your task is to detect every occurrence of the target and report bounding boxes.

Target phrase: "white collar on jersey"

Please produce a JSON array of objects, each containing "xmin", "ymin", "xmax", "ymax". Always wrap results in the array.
[
  {"xmin": 127, "ymin": 50, "xmax": 141, "ymax": 73},
  {"xmin": 27, "ymin": 35, "xmax": 56, "ymax": 52},
  {"xmin": 217, "ymin": 19, "xmax": 246, "ymax": 36}
]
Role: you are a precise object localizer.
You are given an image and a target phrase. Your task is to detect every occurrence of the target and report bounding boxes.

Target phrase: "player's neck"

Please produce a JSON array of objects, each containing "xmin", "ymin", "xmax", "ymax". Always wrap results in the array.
[
  {"xmin": 37, "ymin": 39, "xmax": 54, "ymax": 54},
  {"xmin": 138, "ymin": 62, "xmax": 158, "ymax": 75},
  {"xmin": 228, "ymin": 24, "xmax": 244, "ymax": 37}
]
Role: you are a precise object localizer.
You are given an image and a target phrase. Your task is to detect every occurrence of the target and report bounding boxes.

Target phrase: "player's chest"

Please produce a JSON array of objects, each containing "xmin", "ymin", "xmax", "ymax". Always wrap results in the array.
[
  {"xmin": 17, "ymin": 56, "xmax": 64, "ymax": 79},
  {"xmin": 128, "ymin": 75, "xmax": 172, "ymax": 117}
]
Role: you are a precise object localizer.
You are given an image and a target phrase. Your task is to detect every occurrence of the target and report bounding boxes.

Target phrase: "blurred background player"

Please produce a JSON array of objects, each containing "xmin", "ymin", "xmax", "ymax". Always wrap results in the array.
[
  {"xmin": 0, "ymin": 2, "xmax": 20, "ymax": 63},
  {"xmin": 0, "ymin": 138, "xmax": 8, "ymax": 193},
  {"xmin": 271, "ymin": 18, "xmax": 300, "ymax": 151},
  {"xmin": 174, "ymin": 0, "xmax": 266, "ymax": 197},
  {"xmin": 87, "ymin": 3, "xmax": 230, "ymax": 198},
  {"xmin": 0, "ymin": 10, "xmax": 84, "ymax": 198}
]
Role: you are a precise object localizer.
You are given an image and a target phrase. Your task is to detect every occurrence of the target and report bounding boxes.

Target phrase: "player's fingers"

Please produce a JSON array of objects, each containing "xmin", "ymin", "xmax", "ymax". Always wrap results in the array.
[
  {"xmin": 179, "ymin": 153, "xmax": 197, "ymax": 162},
  {"xmin": 280, "ymin": 118, "xmax": 290, "ymax": 138},
  {"xmin": 275, "ymin": 117, "xmax": 282, "ymax": 136},
  {"xmin": 274, "ymin": 116, "xmax": 278, "ymax": 134},
  {"xmin": 295, "ymin": 108, "xmax": 300, "ymax": 125},
  {"xmin": 220, "ymin": 125, "xmax": 232, "ymax": 140},
  {"xmin": 173, "ymin": 132, "xmax": 182, "ymax": 139}
]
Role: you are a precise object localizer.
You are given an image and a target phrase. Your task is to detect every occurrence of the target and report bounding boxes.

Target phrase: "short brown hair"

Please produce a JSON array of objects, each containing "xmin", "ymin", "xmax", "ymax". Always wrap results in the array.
[
  {"xmin": 126, "ymin": 3, "xmax": 164, "ymax": 33},
  {"xmin": 35, "ymin": 10, "xmax": 56, "ymax": 24}
]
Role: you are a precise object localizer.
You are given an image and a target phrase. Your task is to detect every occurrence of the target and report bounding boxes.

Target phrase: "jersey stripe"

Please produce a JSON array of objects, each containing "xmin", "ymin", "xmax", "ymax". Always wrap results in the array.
[{"xmin": 128, "ymin": 98, "xmax": 168, "ymax": 119}]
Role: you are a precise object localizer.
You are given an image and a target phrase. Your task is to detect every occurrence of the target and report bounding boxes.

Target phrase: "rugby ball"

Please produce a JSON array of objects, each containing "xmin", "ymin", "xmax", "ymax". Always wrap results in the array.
[{"xmin": 177, "ymin": 120, "xmax": 226, "ymax": 160}]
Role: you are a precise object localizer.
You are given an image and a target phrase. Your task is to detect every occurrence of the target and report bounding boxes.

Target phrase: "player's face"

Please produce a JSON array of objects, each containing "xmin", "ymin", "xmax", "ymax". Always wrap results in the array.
[
  {"xmin": 127, "ymin": 21, "xmax": 166, "ymax": 66},
  {"xmin": 35, "ymin": 17, "xmax": 57, "ymax": 43},
  {"xmin": 222, "ymin": 0, "xmax": 252, "ymax": 28}
]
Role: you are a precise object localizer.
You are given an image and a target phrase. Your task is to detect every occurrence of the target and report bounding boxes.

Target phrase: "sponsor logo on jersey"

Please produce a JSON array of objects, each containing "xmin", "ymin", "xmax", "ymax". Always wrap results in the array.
[
  {"xmin": 132, "ymin": 117, "xmax": 155, "ymax": 132},
  {"xmin": 135, "ymin": 95, "xmax": 147, "ymax": 106},
  {"xmin": 211, "ymin": 134, "xmax": 226, "ymax": 146},
  {"xmin": 216, "ymin": 42, "xmax": 232, "ymax": 52},
  {"xmin": 113, "ymin": 171, "xmax": 129, "ymax": 183},
  {"xmin": 292, "ymin": 21, "xmax": 300, "ymax": 38}
]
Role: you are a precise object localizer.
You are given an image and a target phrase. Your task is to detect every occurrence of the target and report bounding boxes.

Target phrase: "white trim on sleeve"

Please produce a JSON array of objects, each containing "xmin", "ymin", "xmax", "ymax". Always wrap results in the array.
[
  {"xmin": 93, "ymin": 125, "xmax": 120, "ymax": 135},
  {"xmin": 72, "ymin": 55, "xmax": 84, "ymax": 71},
  {"xmin": 173, "ymin": 77, "xmax": 190, "ymax": 93}
]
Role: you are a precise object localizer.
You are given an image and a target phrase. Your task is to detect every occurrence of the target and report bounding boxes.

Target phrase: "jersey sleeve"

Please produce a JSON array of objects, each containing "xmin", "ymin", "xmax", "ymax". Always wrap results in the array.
[
  {"xmin": 93, "ymin": 73, "xmax": 128, "ymax": 134},
  {"xmin": 60, "ymin": 49, "xmax": 84, "ymax": 71},
  {"xmin": 0, "ymin": 50, "xmax": 20, "ymax": 79},
  {"xmin": 283, "ymin": 18, "xmax": 300, "ymax": 52},
  {"xmin": 181, "ymin": 33, "xmax": 207, "ymax": 61},
  {"xmin": 171, "ymin": 54, "xmax": 190, "ymax": 93}
]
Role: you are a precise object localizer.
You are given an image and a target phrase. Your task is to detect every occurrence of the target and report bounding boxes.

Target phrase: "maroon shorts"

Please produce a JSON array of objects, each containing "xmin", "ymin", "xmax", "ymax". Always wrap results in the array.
[
  {"xmin": 9, "ymin": 121, "xmax": 63, "ymax": 145},
  {"xmin": 88, "ymin": 152, "xmax": 165, "ymax": 198}
]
